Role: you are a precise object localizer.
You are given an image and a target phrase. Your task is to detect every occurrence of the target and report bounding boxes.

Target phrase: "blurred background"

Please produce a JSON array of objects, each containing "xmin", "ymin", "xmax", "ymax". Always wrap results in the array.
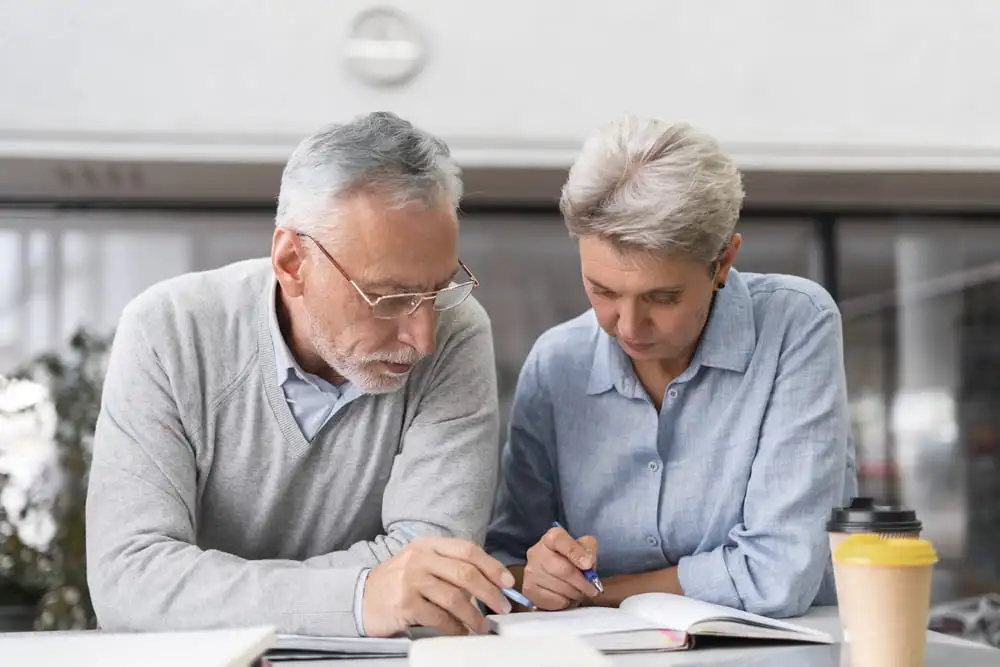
[{"xmin": 1, "ymin": 0, "xmax": 999, "ymax": 626}]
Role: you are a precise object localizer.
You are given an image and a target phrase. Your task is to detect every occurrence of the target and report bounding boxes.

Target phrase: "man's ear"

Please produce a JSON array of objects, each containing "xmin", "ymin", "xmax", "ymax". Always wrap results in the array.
[{"xmin": 272, "ymin": 228, "xmax": 308, "ymax": 298}]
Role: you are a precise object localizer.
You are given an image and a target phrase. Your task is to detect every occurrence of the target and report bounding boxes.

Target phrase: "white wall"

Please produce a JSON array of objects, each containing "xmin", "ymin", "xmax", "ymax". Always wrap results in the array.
[{"xmin": 2, "ymin": 0, "xmax": 1000, "ymax": 170}]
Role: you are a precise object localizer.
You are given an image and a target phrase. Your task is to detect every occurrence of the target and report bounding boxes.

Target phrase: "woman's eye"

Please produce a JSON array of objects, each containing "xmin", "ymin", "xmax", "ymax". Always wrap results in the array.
[{"xmin": 648, "ymin": 293, "xmax": 681, "ymax": 305}]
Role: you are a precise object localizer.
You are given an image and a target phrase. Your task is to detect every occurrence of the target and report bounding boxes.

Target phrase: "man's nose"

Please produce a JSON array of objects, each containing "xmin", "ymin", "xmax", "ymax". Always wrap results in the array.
[{"xmin": 400, "ymin": 299, "xmax": 437, "ymax": 357}]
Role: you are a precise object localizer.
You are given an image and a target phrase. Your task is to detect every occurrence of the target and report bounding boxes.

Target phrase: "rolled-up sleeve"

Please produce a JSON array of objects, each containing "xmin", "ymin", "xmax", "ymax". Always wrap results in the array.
[
  {"xmin": 485, "ymin": 345, "xmax": 559, "ymax": 566},
  {"xmin": 677, "ymin": 303, "xmax": 853, "ymax": 618}
]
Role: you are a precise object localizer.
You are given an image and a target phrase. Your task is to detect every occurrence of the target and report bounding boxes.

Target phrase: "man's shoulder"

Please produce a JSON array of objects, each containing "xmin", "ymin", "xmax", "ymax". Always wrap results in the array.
[
  {"xmin": 116, "ymin": 259, "xmax": 271, "ymax": 387},
  {"xmin": 122, "ymin": 258, "xmax": 271, "ymax": 329},
  {"xmin": 401, "ymin": 295, "xmax": 495, "ymax": 396}
]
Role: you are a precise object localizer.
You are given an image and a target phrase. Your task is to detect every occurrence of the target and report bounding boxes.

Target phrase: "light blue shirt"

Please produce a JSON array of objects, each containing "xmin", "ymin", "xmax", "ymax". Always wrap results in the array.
[
  {"xmin": 268, "ymin": 281, "xmax": 371, "ymax": 633},
  {"xmin": 268, "ymin": 283, "xmax": 363, "ymax": 441},
  {"xmin": 486, "ymin": 269, "xmax": 857, "ymax": 618}
]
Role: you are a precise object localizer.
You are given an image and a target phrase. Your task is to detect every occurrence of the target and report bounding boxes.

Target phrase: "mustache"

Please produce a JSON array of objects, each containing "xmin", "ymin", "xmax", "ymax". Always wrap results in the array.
[{"xmin": 358, "ymin": 349, "xmax": 424, "ymax": 365}]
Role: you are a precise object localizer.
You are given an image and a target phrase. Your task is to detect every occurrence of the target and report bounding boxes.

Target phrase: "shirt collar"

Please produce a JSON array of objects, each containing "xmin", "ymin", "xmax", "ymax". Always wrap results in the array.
[
  {"xmin": 267, "ymin": 278, "xmax": 318, "ymax": 387},
  {"xmin": 587, "ymin": 268, "xmax": 756, "ymax": 395},
  {"xmin": 691, "ymin": 268, "xmax": 756, "ymax": 373},
  {"xmin": 587, "ymin": 328, "xmax": 637, "ymax": 397}
]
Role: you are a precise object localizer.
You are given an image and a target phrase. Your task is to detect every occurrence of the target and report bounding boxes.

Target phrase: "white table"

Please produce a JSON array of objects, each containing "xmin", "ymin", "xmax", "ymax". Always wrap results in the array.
[{"xmin": 285, "ymin": 608, "xmax": 1000, "ymax": 666}]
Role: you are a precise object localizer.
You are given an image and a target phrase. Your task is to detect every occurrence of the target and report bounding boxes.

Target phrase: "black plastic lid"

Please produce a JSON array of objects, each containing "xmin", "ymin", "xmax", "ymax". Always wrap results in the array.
[{"xmin": 826, "ymin": 497, "xmax": 923, "ymax": 533}]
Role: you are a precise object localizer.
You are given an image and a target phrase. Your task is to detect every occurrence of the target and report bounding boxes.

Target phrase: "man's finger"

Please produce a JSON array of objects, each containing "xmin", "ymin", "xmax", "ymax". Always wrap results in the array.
[
  {"xmin": 420, "ymin": 580, "xmax": 488, "ymax": 634},
  {"xmin": 541, "ymin": 527, "xmax": 593, "ymax": 569},
  {"xmin": 537, "ymin": 551, "xmax": 595, "ymax": 597},
  {"xmin": 425, "ymin": 555, "xmax": 512, "ymax": 617},
  {"xmin": 431, "ymin": 539, "xmax": 516, "ymax": 589},
  {"xmin": 411, "ymin": 596, "xmax": 469, "ymax": 636}
]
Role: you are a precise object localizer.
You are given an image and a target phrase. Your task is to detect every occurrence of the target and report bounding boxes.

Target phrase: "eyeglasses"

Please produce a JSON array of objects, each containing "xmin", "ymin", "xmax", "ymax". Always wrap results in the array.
[{"xmin": 296, "ymin": 232, "xmax": 479, "ymax": 320}]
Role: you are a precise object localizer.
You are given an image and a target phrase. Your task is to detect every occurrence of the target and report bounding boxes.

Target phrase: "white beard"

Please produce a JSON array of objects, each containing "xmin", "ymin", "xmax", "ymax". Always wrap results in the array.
[{"xmin": 307, "ymin": 313, "xmax": 423, "ymax": 395}]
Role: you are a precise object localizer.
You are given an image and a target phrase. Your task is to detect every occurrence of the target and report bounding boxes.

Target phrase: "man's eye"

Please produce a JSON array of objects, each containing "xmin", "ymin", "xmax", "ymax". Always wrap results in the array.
[{"xmin": 592, "ymin": 288, "xmax": 617, "ymax": 299}]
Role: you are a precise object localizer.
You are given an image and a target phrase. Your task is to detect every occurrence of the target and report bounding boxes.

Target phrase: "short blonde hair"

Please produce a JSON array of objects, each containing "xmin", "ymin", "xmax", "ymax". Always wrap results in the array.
[{"xmin": 559, "ymin": 115, "xmax": 744, "ymax": 263}]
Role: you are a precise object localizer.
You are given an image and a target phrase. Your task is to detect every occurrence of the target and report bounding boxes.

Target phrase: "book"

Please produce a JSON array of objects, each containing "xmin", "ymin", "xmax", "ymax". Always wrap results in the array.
[
  {"xmin": 264, "ymin": 593, "xmax": 834, "ymax": 659},
  {"xmin": 266, "ymin": 634, "xmax": 412, "ymax": 660},
  {"xmin": 0, "ymin": 625, "xmax": 276, "ymax": 667},
  {"xmin": 486, "ymin": 593, "xmax": 835, "ymax": 654},
  {"xmin": 265, "ymin": 626, "xmax": 442, "ymax": 660},
  {"xmin": 266, "ymin": 630, "xmax": 613, "ymax": 664}
]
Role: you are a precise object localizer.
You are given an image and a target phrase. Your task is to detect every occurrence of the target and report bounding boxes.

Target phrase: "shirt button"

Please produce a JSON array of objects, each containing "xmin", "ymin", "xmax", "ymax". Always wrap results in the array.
[
  {"xmin": 667, "ymin": 387, "xmax": 679, "ymax": 399},
  {"xmin": 646, "ymin": 535, "xmax": 660, "ymax": 546},
  {"xmin": 647, "ymin": 461, "xmax": 661, "ymax": 472}
]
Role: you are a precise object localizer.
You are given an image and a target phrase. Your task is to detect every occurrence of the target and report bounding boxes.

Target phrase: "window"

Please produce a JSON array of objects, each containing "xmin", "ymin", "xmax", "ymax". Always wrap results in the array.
[
  {"xmin": 0, "ymin": 210, "xmax": 274, "ymax": 373},
  {"xmin": 839, "ymin": 218, "xmax": 1000, "ymax": 576}
]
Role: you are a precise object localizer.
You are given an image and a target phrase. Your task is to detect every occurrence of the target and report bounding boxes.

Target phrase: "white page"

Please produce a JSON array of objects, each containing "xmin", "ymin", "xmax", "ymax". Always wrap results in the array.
[
  {"xmin": 410, "ymin": 635, "xmax": 612, "ymax": 667},
  {"xmin": 0, "ymin": 626, "xmax": 275, "ymax": 667},
  {"xmin": 488, "ymin": 607, "xmax": 657, "ymax": 637},
  {"xmin": 621, "ymin": 593, "xmax": 831, "ymax": 639},
  {"xmin": 271, "ymin": 633, "xmax": 412, "ymax": 655}
]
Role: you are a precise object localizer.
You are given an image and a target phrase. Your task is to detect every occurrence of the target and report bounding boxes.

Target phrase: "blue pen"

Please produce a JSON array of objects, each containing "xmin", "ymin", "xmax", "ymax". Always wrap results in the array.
[
  {"xmin": 500, "ymin": 586, "xmax": 535, "ymax": 610},
  {"xmin": 552, "ymin": 521, "xmax": 604, "ymax": 593}
]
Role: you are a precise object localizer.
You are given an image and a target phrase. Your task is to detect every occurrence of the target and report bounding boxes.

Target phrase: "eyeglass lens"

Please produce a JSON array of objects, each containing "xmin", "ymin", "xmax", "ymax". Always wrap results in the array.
[{"xmin": 371, "ymin": 282, "xmax": 475, "ymax": 319}]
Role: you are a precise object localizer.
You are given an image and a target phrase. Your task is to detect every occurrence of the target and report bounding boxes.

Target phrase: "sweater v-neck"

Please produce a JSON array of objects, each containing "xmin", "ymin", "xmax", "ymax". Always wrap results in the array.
[{"xmin": 257, "ymin": 283, "xmax": 315, "ymax": 458}]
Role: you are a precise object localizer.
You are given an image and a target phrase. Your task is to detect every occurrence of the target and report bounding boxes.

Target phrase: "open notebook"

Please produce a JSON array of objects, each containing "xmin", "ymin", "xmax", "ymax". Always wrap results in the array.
[
  {"xmin": 268, "ymin": 594, "xmax": 833, "ymax": 659},
  {"xmin": 487, "ymin": 593, "xmax": 835, "ymax": 654}
]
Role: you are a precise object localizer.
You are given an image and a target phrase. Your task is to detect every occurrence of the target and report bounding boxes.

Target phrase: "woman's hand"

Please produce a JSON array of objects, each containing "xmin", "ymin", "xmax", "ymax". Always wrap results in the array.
[{"xmin": 522, "ymin": 525, "xmax": 601, "ymax": 610}]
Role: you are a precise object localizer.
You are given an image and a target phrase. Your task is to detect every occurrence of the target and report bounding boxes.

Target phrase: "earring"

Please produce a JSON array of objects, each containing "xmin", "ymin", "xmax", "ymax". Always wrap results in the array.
[{"xmin": 716, "ymin": 282, "xmax": 726, "ymax": 290}]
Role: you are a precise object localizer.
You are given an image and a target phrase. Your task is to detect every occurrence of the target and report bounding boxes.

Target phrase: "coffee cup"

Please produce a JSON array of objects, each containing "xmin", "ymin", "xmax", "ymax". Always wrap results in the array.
[
  {"xmin": 833, "ymin": 534, "xmax": 937, "ymax": 667},
  {"xmin": 826, "ymin": 497, "xmax": 922, "ymax": 554}
]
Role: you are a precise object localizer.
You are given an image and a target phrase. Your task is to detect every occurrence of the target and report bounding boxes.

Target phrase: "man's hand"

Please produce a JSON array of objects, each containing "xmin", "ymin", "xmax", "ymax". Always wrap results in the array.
[
  {"xmin": 522, "ymin": 526, "xmax": 600, "ymax": 610},
  {"xmin": 362, "ymin": 537, "xmax": 515, "ymax": 638}
]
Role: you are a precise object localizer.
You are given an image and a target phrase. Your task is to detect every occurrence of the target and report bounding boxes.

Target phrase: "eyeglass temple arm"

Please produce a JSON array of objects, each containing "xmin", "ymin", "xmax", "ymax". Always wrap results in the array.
[{"xmin": 295, "ymin": 231, "xmax": 364, "ymax": 287}]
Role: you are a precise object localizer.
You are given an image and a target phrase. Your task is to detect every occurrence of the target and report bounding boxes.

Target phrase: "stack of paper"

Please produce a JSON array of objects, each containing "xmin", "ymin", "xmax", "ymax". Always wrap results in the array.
[
  {"xmin": 0, "ymin": 625, "xmax": 276, "ymax": 667},
  {"xmin": 267, "ymin": 633, "xmax": 413, "ymax": 660}
]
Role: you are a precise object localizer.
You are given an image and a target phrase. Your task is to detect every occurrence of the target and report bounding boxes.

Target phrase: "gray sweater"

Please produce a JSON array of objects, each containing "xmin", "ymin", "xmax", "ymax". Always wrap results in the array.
[{"xmin": 85, "ymin": 259, "xmax": 500, "ymax": 636}]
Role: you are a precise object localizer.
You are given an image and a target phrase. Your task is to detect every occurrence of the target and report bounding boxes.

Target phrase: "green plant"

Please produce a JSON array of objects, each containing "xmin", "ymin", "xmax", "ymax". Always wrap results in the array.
[{"xmin": 0, "ymin": 328, "xmax": 111, "ymax": 630}]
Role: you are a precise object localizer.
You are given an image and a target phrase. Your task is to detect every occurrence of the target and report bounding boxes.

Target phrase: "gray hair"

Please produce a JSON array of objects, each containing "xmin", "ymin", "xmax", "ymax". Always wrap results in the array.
[
  {"xmin": 275, "ymin": 112, "xmax": 463, "ymax": 239},
  {"xmin": 559, "ymin": 115, "xmax": 744, "ymax": 264}
]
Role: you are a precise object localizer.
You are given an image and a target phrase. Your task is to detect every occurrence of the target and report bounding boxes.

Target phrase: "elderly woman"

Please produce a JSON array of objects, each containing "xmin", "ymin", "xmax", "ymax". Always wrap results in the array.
[{"xmin": 486, "ymin": 116, "xmax": 857, "ymax": 619}]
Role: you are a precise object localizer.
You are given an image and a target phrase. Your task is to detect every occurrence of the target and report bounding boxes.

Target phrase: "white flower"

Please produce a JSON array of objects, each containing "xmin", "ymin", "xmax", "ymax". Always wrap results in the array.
[
  {"xmin": 0, "ymin": 378, "xmax": 51, "ymax": 414},
  {"xmin": 0, "ymin": 376, "xmax": 61, "ymax": 551}
]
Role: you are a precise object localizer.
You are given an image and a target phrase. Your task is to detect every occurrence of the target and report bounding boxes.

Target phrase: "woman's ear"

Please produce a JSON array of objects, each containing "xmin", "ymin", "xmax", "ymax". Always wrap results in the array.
[{"xmin": 714, "ymin": 233, "xmax": 742, "ymax": 287}]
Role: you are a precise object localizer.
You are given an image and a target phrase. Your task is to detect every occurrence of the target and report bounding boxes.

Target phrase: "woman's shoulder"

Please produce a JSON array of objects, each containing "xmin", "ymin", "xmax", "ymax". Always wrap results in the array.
[
  {"xmin": 525, "ymin": 309, "xmax": 602, "ymax": 375},
  {"xmin": 738, "ymin": 271, "xmax": 839, "ymax": 318}
]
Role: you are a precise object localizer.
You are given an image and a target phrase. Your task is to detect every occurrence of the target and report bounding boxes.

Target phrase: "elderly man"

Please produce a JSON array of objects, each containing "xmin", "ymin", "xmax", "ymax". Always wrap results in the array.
[{"xmin": 86, "ymin": 112, "xmax": 513, "ymax": 638}]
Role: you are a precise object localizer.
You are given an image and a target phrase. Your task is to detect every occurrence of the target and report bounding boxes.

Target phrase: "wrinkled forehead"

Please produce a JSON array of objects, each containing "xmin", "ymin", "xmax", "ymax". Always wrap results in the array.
[
  {"xmin": 579, "ymin": 237, "xmax": 708, "ymax": 289},
  {"xmin": 337, "ymin": 195, "xmax": 460, "ymax": 292}
]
